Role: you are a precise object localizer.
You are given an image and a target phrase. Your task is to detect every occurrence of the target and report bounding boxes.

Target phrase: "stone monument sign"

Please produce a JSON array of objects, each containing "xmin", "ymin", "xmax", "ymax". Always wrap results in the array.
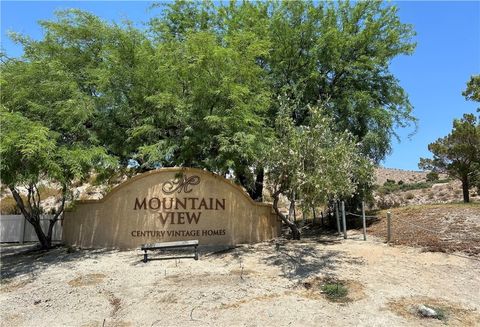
[{"xmin": 63, "ymin": 168, "xmax": 281, "ymax": 249}]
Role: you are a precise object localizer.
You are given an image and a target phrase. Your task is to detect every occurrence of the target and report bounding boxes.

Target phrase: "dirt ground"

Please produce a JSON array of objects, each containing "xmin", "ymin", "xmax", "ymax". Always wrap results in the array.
[
  {"xmin": 1, "ymin": 234, "xmax": 479, "ymax": 327},
  {"xmin": 367, "ymin": 204, "xmax": 480, "ymax": 256}
]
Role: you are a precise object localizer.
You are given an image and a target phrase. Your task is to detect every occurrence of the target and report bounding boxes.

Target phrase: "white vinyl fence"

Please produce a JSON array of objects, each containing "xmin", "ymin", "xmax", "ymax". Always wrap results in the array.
[{"xmin": 0, "ymin": 215, "xmax": 63, "ymax": 243}]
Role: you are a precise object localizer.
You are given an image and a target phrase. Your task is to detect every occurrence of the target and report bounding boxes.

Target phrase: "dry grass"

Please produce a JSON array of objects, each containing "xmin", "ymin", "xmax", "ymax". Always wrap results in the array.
[
  {"xmin": 0, "ymin": 186, "xmax": 61, "ymax": 214},
  {"xmin": 68, "ymin": 273, "xmax": 106, "ymax": 287},
  {"xmin": 368, "ymin": 203, "xmax": 480, "ymax": 256},
  {"xmin": 0, "ymin": 196, "xmax": 21, "ymax": 215},
  {"xmin": 38, "ymin": 186, "xmax": 61, "ymax": 199},
  {"xmin": 0, "ymin": 277, "xmax": 33, "ymax": 293},
  {"xmin": 219, "ymin": 293, "xmax": 282, "ymax": 309}
]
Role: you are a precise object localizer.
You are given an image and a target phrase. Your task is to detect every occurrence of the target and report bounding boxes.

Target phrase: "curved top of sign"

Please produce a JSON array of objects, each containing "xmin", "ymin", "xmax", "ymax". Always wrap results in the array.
[{"xmin": 72, "ymin": 167, "xmax": 271, "ymax": 208}]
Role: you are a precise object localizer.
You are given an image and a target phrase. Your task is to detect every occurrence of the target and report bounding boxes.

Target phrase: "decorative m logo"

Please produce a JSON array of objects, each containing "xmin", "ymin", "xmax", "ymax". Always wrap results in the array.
[{"xmin": 162, "ymin": 175, "xmax": 200, "ymax": 194}]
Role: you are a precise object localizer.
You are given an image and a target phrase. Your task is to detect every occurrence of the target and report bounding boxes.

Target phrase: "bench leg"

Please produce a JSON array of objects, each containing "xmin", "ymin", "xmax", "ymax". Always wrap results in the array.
[
  {"xmin": 194, "ymin": 245, "xmax": 198, "ymax": 260},
  {"xmin": 143, "ymin": 250, "xmax": 148, "ymax": 263}
]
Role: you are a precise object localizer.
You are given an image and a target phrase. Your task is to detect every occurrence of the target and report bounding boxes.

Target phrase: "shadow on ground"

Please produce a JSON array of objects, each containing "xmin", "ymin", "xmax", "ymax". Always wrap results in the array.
[
  {"xmin": 0, "ymin": 244, "xmax": 112, "ymax": 281},
  {"xmin": 262, "ymin": 235, "xmax": 355, "ymax": 280}
]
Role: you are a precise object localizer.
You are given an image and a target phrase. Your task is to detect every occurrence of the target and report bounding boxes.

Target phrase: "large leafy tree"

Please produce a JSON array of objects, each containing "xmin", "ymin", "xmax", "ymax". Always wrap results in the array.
[
  {"xmin": 3, "ymin": 0, "xmax": 416, "ymax": 213},
  {"xmin": 152, "ymin": 0, "xmax": 416, "ymax": 199},
  {"xmin": 12, "ymin": 9, "xmax": 271, "ymax": 199},
  {"xmin": 0, "ymin": 55, "xmax": 116, "ymax": 249},
  {"xmin": 419, "ymin": 113, "xmax": 480, "ymax": 203},
  {"xmin": 135, "ymin": 30, "xmax": 270, "ymax": 180}
]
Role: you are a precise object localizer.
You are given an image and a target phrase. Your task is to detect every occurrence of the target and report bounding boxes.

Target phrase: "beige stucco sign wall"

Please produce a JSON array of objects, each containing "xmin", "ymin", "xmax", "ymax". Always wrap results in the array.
[{"xmin": 63, "ymin": 168, "xmax": 281, "ymax": 249}]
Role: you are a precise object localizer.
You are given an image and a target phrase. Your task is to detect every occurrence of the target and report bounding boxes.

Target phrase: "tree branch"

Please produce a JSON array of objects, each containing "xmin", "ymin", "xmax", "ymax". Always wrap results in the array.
[{"xmin": 9, "ymin": 186, "xmax": 33, "ymax": 224}]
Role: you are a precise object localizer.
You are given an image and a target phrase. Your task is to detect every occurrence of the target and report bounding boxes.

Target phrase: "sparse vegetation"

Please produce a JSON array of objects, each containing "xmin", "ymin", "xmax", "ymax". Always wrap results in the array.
[
  {"xmin": 0, "ymin": 196, "xmax": 21, "ymax": 214},
  {"xmin": 321, "ymin": 281, "xmax": 349, "ymax": 302},
  {"xmin": 376, "ymin": 179, "xmax": 450, "ymax": 195},
  {"xmin": 369, "ymin": 203, "xmax": 480, "ymax": 256}
]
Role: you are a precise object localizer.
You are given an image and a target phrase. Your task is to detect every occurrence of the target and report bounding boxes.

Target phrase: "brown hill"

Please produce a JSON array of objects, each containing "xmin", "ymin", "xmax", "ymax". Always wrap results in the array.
[
  {"xmin": 373, "ymin": 168, "xmax": 478, "ymax": 209},
  {"xmin": 374, "ymin": 167, "xmax": 448, "ymax": 185}
]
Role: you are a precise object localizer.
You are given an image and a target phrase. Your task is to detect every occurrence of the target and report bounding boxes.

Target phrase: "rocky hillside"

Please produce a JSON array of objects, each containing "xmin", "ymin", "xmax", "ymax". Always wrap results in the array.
[
  {"xmin": 374, "ymin": 167, "xmax": 448, "ymax": 185},
  {"xmin": 373, "ymin": 168, "xmax": 478, "ymax": 209}
]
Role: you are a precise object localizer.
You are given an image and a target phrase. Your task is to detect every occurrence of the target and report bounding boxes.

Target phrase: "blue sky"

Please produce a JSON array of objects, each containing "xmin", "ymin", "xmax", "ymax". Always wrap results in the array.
[{"xmin": 1, "ymin": 1, "xmax": 479, "ymax": 171}]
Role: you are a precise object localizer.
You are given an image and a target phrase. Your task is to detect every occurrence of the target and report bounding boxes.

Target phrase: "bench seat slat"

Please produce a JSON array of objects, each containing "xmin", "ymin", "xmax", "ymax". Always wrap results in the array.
[
  {"xmin": 141, "ymin": 240, "xmax": 198, "ymax": 250},
  {"xmin": 141, "ymin": 240, "xmax": 199, "ymax": 262}
]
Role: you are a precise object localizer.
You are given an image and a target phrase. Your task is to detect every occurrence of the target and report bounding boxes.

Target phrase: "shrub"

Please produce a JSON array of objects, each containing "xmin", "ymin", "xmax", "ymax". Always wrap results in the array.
[
  {"xmin": 405, "ymin": 192, "xmax": 414, "ymax": 200},
  {"xmin": 321, "ymin": 281, "xmax": 348, "ymax": 301},
  {"xmin": 398, "ymin": 180, "xmax": 404, "ymax": 185},
  {"xmin": 426, "ymin": 171, "xmax": 439, "ymax": 182},
  {"xmin": 377, "ymin": 181, "xmax": 434, "ymax": 195}
]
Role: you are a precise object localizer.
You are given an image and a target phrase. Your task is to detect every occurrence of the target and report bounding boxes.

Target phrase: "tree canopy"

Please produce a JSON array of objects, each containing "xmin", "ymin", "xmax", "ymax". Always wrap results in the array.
[
  {"xmin": 1, "ymin": 1, "xmax": 417, "ymax": 244},
  {"xmin": 419, "ymin": 113, "xmax": 480, "ymax": 203},
  {"xmin": 0, "ymin": 53, "xmax": 116, "ymax": 249},
  {"xmin": 264, "ymin": 100, "xmax": 373, "ymax": 238},
  {"xmin": 463, "ymin": 75, "xmax": 480, "ymax": 103}
]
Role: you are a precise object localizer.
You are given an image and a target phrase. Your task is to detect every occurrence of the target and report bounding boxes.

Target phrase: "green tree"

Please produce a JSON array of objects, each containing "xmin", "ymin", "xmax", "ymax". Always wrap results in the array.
[
  {"xmin": 135, "ymin": 30, "xmax": 270, "ymax": 182},
  {"xmin": 264, "ymin": 100, "xmax": 373, "ymax": 239},
  {"xmin": 419, "ymin": 114, "xmax": 480, "ymax": 203},
  {"xmin": 0, "ymin": 55, "xmax": 116, "ymax": 249},
  {"xmin": 12, "ymin": 9, "xmax": 271, "ymax": 200},
  {"xmin": 4, "ymin": 1, "xmax": 416, "ymax": 209},
  {"xmin": 463, "ymin": 75, "xmax": 480, "ymax": 103},
  {"xmin": 10, "ymin": 10, "xmax": 157, "ymax": 165},
  {"xmin": 153, "ymin": 0, "xmax": 416, "ymax": 200}
]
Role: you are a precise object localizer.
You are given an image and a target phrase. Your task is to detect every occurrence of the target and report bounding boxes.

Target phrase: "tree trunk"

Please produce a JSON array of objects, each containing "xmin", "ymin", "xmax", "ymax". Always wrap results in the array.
[
  {"xmin": 9, "ymin": 186, "xmax": 52, "ymax": 249},
  {"xmin": 251, "ymin": 168, "xmax": 264, "ymax": 202},
  {"xmin": 47, "ymin": 186, "xmax": 66, "ymax": 246},
  {"xmin": 462, "ymin": 176, "xmax": 470, "ymax": 203},
  {"xmin": 273, "ymin": 192, "xmax": 300, "ymax": 240},
  {"xmin": 288, "ymin": 193, "xmax": 296, "ymax": 222},
  {"xmin": 47, "ymin": 219, "xmax": 56, "ymax": 245},
  {"xmin": 33, "ymin": 220, "xmax": 51, "ymax": 249}
]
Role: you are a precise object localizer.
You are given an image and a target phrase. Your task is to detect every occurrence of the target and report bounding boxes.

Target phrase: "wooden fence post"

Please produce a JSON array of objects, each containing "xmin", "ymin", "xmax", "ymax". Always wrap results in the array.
[
  {"xmin": 335, "ymin": 202, "xmax": 341, "ymax": 236},
  {"xmin": 362, "ymin": 201, "xmax": 367, "ymax": 241},
  {"xmin": 387, "ymin": 211, "xmax": 392, "ymax": 244},
  {"xmin": 341, "ymin": 201, "xmax": 347, "ymax": 239}
]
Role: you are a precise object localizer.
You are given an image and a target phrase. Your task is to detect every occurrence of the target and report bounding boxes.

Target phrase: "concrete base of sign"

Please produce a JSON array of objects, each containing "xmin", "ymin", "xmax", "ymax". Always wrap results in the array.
[{"xmin": 63, "ymin": 168, "xmax": 281, "ymax": 249}]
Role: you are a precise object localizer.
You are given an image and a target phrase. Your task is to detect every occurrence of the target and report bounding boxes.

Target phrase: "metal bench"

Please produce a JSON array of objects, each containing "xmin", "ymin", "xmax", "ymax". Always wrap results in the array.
[{"xmin": 141, "ymin": 240, "xmax": 199, "ymax": 263}]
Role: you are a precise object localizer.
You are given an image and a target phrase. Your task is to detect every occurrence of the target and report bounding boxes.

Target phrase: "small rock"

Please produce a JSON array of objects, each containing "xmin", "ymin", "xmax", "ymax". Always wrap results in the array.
[{"xmin": 418, "ymin": 304, "xmax": 437, "ymax": 317}]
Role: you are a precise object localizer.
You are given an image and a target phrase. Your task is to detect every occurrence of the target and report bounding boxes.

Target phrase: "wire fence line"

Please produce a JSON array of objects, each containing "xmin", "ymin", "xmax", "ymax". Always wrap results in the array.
[
  {"xmin": 348, "ymin": 213, "xmax": 479, "ymax": 261},
  {"xmin": 345, "ymin": 209, "xmax": 480, "ymax": 242},
  {"xmin": 309, "ymin": 202, "xmax": 479, "ymax": 261},
  {"xmin": 345, "ymin": 211, "xmax": 378, "ymax": 219},
  {"xmin": 389, "ymin": 217, "xmax": 480, "ymax": 242}
]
